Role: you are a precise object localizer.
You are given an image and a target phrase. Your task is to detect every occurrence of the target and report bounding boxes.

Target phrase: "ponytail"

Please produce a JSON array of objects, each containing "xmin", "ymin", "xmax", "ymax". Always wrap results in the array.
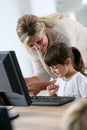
[{"xmin": 71, "ymin": 47, "xmax": 86, "ymax": 76}]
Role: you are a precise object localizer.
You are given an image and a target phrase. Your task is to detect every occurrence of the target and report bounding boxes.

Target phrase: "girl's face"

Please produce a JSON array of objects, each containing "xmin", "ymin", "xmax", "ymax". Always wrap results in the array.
[
  {"xmin": 27, "ymin": 32, "xmax": 49, "ymax": 54},
  {"xmin": 50, "ymin": 63, "xmax": 69, "ymax": 78}
]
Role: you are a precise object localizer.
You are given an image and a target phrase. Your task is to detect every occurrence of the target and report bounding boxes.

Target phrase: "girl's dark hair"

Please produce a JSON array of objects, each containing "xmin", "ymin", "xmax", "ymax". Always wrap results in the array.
[
  {"xmin": 44, "ymin": 42, "xmax": 86, "ymax": 75},
  {"xmin": 71, "ymin": 46, "xmax": 85, "ymax": 75}
]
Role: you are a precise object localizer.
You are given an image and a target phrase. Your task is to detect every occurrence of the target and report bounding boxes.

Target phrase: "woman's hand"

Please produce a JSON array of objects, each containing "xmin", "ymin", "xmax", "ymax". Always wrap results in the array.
[
  {"xmin": 25, "ymin": 76, "xmax": 41, "ymax": 96},
  {"xmin": 47, "ymin": 84, "xmax": 59, "ymax": 96},
  {"xmin": 27, "ymin": 82, "xmax": 44, "ymax": 96}
]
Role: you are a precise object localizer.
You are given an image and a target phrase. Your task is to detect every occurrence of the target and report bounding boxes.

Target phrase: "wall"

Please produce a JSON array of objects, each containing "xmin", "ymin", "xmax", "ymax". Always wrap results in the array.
[
  {"xmin": 0, "ymin": 0, "xmax": 34, "ymax": 77},
  {"xmin": 30, "ymin": 0, "xmax": 56, "ymax": 16},
  {"xmin": 56, "ymin": 0, "xmax": 87, "ymax": 27},
  {"xmin": 75, "ymin": 4, "xmax": 87, "ymax": 27}
]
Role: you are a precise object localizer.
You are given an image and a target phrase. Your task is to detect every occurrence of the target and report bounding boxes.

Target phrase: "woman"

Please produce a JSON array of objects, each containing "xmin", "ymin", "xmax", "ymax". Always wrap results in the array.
[{"xmin": 16, "ymin": 13, "xmax": 87, "ymax": 96}]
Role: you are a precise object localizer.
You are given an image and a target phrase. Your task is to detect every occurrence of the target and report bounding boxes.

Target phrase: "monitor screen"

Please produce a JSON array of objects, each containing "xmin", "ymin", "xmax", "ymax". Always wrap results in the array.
[{"xmin": 0, "ymin": 51, "xmax": 32, "ymax": 106}]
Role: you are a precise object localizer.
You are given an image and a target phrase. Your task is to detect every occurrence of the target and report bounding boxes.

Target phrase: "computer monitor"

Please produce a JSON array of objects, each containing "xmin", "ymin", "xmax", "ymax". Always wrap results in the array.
[{"xmin": 0, "ymin": 51, "xmax": 32, "ymax": 106}]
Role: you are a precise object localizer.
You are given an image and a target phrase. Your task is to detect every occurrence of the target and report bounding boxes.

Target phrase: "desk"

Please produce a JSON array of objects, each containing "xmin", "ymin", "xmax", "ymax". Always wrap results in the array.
[{"xmin": 12, "ymin": 101, "xmax": 74, "ymax": 130}]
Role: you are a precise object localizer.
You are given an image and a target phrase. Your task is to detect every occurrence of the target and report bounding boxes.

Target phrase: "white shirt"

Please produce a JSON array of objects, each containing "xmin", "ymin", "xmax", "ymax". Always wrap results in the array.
[{"xmin": 55, "ymin": 72, "xmax": 87, "ymax": 98}]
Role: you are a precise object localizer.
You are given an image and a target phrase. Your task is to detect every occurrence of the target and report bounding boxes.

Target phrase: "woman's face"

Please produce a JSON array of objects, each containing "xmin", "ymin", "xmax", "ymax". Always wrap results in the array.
[{"xmin": 27, "ymin": 32, "xmax": 49, "ymax": 54}]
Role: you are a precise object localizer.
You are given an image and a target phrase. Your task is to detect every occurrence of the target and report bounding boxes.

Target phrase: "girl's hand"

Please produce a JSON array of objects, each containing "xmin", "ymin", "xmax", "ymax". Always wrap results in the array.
[{"xmin": 47, "ymin": 84, "xmax": 59, "ymax": 96}]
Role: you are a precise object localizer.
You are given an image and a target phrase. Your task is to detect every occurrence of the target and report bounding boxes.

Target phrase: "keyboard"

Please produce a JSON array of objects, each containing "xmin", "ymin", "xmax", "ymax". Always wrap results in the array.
[{"xmin": 31, "ymin": 96, "xmax": 75, "ymax": 106}]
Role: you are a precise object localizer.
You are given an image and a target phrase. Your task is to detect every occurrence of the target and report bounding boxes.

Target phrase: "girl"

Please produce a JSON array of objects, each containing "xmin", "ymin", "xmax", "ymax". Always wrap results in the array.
[{"xmin": 45, "ymin": 42, "xmax": 87, "ymax": 98}]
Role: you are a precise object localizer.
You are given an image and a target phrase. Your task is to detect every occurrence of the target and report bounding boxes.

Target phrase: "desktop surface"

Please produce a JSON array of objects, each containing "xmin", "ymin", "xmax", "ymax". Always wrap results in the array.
[{"xmin": 12, "ymin": 100, "xmax": 75, "ymax": 130}]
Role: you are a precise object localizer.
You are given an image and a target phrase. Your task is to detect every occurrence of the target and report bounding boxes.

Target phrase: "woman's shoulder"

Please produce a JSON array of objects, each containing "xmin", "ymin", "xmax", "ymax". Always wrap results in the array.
[
  {"xmin": 52, "ymin": 17, "xmax": 76, "ymax": 37},
  {"xmin": 55, "ymin": 16, "xmax": 86, "ymax": 30},
  {"xmin": 54, "ymin": 16, "xmax": 83, "ymax": 30}
]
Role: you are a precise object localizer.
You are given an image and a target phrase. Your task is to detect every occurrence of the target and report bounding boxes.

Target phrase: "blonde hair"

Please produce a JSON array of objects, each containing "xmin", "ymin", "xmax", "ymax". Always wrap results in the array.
[
  {"xmin": 62, "ymin": 99, "xmax": 87, "ymax": 130},
  {"xmin": 16, "ymin": 13, "xmax": 64, "ymax": 45}
]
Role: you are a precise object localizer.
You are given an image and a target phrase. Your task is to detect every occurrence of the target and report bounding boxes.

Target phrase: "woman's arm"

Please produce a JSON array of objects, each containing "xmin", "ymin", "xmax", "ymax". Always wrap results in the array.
[
  {"xmin": 25, "ymin": 47, "xmax": 51, "ymax": 82},
  {"xmin": 25, "ymin": 76, "xmax": 56, "ymax": 96}
]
